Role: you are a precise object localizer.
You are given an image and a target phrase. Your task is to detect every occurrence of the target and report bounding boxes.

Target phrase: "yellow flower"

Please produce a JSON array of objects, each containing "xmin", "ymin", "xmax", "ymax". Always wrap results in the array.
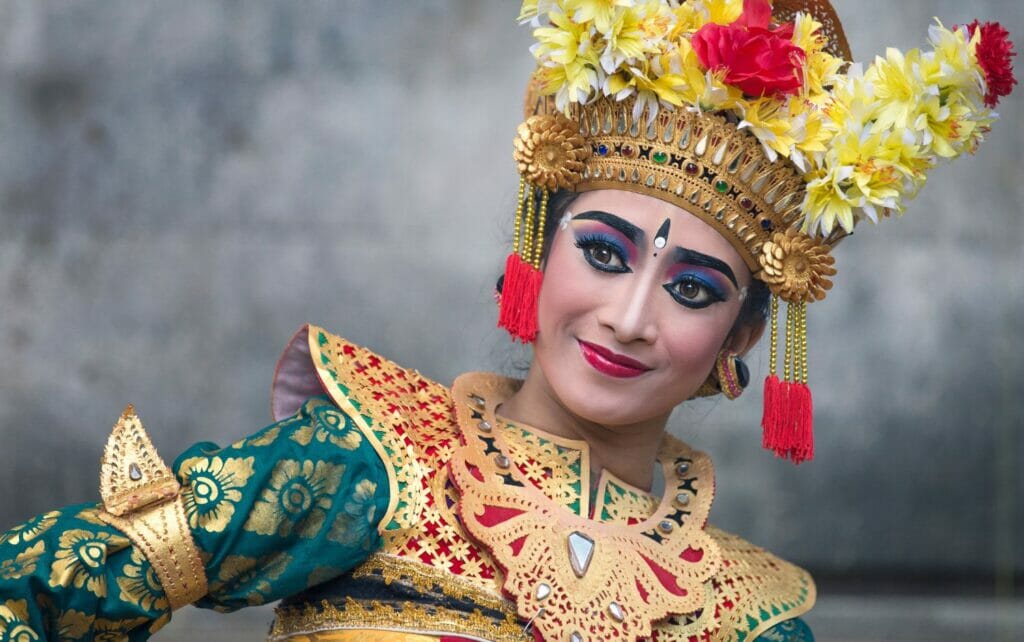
[
  {"xmin": 179, "ymin": 455, "xmax": 255, "ymax": 533},
  {"xmin": 699, "ymin": 0, "xmax": 742, "ymax": 26},
  {"xmin": 668, "ymin": 3, "xmax": 707, "ymax": 39},
  {"xmin": 116, "ymin": 548, "xmax": 168, "ymax": 613},
  {"xmin": 328, "ymin": 479, "xmax": 380, "ymax": 550},
  {"xmin": 291, "ymin": 405, "xmax": 364, "ymax": 451},
  {"xmin": 0, "ymin": 510, "xmax": 59, "ymax": 547},
  {"xmin": 600, "ymin": 4, "xmax": 658, "ymax": 72},
  {"xmin": 564, "ymin": 0, "xmax": 636, "ymax": 35},
  {"xmin": 925, "ymin": 20, "xmax": 985, "ymax": 102},
  {"xmin": 243, "ymin": 460, "xmax": 343, "ymax": 539},
  {"xmin": 518, "ymin": 0, "xmax": 559, "ymax": 25},
  {"xmin": 866, "ymin": 47, "xmax": 931, "ymax": 133},
  {"xmin": 737, "ymin": 96, "xmax": 796, "ymax": 162},
  {"xmin": 0, "ymin": 541, "xmax": 45, "ymax": 581},
  {"xmin": 800, "ymin": 165, "xmax": 859, "ymax": 236},
  {"xmin": 674, "ymin": 41, "xmax": 740, "ymax": 112},
  {"xmin": 0, "ymin": 599, "xmax": 39, "ymax": 642},
  {"xmin": 49, "ymin": 529, "xmax": 128, "ymax": 598}
]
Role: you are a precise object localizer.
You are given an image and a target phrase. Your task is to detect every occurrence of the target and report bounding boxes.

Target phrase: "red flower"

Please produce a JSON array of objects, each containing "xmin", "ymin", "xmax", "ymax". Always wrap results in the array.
[
  {"xmin": 966, "ymin": 20, "xmax": 1017, "ymax": 108},
  {"xmin": 691, "ymin": 0, "xmax": 806, "ymax": 98}
]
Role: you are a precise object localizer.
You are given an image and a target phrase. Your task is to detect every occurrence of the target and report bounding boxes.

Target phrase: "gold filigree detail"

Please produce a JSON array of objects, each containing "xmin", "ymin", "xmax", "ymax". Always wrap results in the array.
[
  {"xmin": 450, "ymin": 374, "xmax": 721, "ymax": 641},
  {"xmin": 97, "ymin": 406, "xmax": 208, "ymax": 610},
  {"xmin": 758, "ymin": 228, "xmax": 836, "ymax": 302},
  {"xmin": 513, "ymin": 113, "xmax": 588, "ymax": 191},
  {"xmin": 269, "ymin": 598, "xmax": 528, "ymax": 642}
]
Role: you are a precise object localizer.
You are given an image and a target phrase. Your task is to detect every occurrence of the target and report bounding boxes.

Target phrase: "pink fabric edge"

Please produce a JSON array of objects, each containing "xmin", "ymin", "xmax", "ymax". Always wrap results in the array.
[{"xmin": 271, "ymin": 324, "xmax": 327, "ymax": 422}]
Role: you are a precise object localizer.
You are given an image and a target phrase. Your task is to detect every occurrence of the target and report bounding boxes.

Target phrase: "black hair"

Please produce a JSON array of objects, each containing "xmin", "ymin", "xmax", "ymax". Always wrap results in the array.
[{"xmin": 497, "ymin": 188, "xmax": 770, "ymax": 331}]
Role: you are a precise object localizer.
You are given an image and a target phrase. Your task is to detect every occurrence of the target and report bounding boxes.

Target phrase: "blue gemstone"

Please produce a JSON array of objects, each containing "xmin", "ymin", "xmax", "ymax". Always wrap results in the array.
[
  {"xmin": 598, "ymin": 144, "xmax": 609, "ymax": 156},
  {"xmin": 761, "ymin": 220, "xmax": 774, "ymax": 231}
]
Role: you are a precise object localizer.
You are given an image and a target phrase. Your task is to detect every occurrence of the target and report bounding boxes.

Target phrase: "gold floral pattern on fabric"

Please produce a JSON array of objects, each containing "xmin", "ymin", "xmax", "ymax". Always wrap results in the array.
[
  {"xmin": 92, "ymin": 616, "xmax": 149, "ymax": 642},
  {"xmin": 48, "ymin": 529, "xmax": 128, "ymax": 598},
  {"xmin": 116, "ymin": 548, "xmax": 169, "ymax": 613},
  {"xmin": 328, "ymin": 479, "xmax": 379, "ymax": 550},
  {"xmin": 234, "ymin": 424, "xmax": 281, "ymax": 449},
  {"xmin": 291, "ymin": 403, "xmax": 364, "ymax": 451},
  {"xmin": 208, "ymin": 553, "xmax": 292, "ymax": 608},
  {"xmin": 178, "ymin": 455, "xmax": 256, "ymax": 533},
  {"xmin": 73, "ymin": 506, "xmax": 109, "ymax": 527},
  {"xmin": 243, "ymin": 460, "xmax": 343, "ymax": 539},
  {"xmin": 0, "ymin": 511, "xmax": 59, "ymax": 547},
  {"xmin": 269, "ymin": 597, "xmax": 528, "ymax": 642},
  {"xmin": 0, "ymin": 599, "xmax": 38, "ymax": 641},
  {"xmin": 36, "ymin": 595, "xmax": 95, "ymax": 641},
  {"xmin": 0, "ymin": 541, "xmax": 45, "ymax": 581}
]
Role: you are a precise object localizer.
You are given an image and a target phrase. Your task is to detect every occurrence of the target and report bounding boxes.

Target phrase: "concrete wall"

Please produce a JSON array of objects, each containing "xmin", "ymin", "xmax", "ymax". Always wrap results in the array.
[{"xmin": 0, "ymin": 0, "xmax": 1021, "ymax": 584}]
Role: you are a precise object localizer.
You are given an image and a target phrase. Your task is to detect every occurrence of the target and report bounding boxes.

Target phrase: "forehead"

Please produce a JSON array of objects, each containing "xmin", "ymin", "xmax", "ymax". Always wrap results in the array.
[{"xmin": 570, "ymin": 189, "xmax": 747, "ymax": 272}]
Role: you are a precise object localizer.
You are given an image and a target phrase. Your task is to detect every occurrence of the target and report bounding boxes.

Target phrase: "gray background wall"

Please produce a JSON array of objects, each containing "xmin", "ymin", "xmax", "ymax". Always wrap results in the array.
[{"xmin": 0, "ymin": 0, "xmax": 1020, "ymax": 597}]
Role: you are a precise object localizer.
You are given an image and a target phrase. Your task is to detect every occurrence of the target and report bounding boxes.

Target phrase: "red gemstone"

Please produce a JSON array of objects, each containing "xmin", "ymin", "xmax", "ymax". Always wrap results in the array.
[
  {"xmin": 622, "ymin": 144, "xmax": 636, "ymax": 158},
  {"xmin": 739, "ymin": 197, "xmax": 754, "ymax": 210},
  {"xmin": 684, "ymin": 162, "xmax": 699, "ymax": 175}
]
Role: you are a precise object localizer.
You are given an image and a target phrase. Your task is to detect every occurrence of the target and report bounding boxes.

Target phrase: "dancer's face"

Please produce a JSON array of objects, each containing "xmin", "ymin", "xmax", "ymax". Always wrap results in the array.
[{"xmin": 534, "ymin": 189, "xmax": 759, "ymax": 427}]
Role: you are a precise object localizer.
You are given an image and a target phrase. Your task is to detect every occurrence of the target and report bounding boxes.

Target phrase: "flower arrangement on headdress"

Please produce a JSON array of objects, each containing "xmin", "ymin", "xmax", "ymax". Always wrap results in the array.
[{"xmin": 520, "ymin": 0, "xmax": 1016, "ymax": 238}]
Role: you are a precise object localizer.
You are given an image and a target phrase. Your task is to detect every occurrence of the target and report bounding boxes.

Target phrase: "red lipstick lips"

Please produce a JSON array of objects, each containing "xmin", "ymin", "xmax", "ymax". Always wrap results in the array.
[{"xmin": 577, "ymin": 340, "xmax": 651, "ymax": 378}]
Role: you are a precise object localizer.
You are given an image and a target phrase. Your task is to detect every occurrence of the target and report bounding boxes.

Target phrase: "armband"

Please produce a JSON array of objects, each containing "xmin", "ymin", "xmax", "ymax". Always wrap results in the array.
[{"xmin": 97, "ymin": 405, "xmax": 208, "ymax": 610}]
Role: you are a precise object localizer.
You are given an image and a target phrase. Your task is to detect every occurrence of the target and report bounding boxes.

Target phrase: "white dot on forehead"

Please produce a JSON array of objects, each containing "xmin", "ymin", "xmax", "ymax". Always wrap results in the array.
[
  {"xmin": 653, "ymin": 237, "xmax": 667, "ymax": 249},
  {"xmin": 653, "ymin": 218, "xmax": 671, "ymax": 250}
]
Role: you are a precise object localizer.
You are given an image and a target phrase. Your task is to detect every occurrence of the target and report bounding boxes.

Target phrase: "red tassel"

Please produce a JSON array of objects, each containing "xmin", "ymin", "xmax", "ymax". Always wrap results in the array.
[
  {"xmin": 497, "ymin": 253, "xmax": 542, "ymax": 343},
  {"xmin": 788, "ymin": 382, "xmax": 815, "ymax": 464},
  {"xmin": 761, "ymin": 374, "xmax": 786, "ymax": 453}
]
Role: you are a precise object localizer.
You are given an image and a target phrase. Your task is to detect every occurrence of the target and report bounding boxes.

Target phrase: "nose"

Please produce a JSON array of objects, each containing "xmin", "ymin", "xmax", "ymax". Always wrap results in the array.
[{"xmin": 597, "ymin": 275, "xmax": 659, "ymax": 345}]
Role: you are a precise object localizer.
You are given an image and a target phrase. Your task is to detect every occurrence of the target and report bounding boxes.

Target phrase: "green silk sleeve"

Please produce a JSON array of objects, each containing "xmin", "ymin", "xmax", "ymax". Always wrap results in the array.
[
  {"xmin": 754, "ymin": 617, "xmax": 815, "ymax": 641},
  {"xmin": 0, "ymin": 395, "xmax": 391, "ymax": 640}
]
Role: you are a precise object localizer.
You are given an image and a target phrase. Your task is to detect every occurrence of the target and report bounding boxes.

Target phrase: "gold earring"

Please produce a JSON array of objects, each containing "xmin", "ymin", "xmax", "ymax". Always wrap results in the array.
[{"xmin": 715, "ymin": 351, "xmax": 750, "ymax": 400}]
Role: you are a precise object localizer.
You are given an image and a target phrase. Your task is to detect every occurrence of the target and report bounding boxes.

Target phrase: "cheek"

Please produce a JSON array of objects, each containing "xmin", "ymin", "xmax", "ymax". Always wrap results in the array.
[{"xmin": 535, "ymin": 233, "xmax": 593, "ymax": 330}]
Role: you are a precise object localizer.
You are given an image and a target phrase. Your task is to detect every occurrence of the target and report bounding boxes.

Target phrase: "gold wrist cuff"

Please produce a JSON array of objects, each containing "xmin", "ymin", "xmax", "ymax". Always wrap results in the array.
[{"xmin": 97, "ymin": 405, "xmax": 208, "ymax": 610}]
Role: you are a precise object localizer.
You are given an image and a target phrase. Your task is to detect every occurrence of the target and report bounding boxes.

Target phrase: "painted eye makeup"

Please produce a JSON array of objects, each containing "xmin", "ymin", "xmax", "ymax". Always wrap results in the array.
[
  {"xmin": 663, "ymin": 267, "xmax": 730, "ymax": 309},
  {"xmin": 574, "ymin": 231, "xmax": 632, "ymax": 273}
]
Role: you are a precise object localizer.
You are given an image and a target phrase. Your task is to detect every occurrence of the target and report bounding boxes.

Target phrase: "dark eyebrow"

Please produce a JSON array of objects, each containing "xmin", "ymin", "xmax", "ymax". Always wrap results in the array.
[
  {"xmin": 672, "ymin": 247, "xmax": 739, "ymax": 288},
  {"xmin": 571, "ymin": 211, "xmax": 644, "ymax": 246}
]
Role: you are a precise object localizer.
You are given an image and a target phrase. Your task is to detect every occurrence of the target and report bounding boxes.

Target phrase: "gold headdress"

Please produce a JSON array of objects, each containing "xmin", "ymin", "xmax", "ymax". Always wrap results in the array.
[{"xmin": 501, "ymin": 0, "xmax": 1016, "ymax": 462}]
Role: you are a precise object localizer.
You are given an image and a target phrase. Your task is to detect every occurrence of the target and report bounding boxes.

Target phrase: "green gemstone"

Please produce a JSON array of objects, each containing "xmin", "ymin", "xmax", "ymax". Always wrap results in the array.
[
  {"xmin": 652, "ymin": 151, "xmax": 668, "ymax": 164},
  {"xmin": 714, "ymin": 179, "xmax": 729, "ymax": 193}
]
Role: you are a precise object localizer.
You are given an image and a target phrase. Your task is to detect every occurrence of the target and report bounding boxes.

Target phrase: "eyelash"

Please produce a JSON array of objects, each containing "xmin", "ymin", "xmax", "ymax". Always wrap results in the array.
[
  {"xmin": 574, "ymin": 233, "xmax": 728, "ymax": 310},
  {"xmin": 574, "ymin": 233, "xmax": 632, "ymax": 274},
  {"xmin": 663, "ymin": 274, "xmax": 727, "ymax": 309}
]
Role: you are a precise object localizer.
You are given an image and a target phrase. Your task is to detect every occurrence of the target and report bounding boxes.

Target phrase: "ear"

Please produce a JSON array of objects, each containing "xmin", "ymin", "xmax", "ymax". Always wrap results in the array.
[{"xmin": 723, "ymin": 318, "xmax": 766, "ymax": 357}]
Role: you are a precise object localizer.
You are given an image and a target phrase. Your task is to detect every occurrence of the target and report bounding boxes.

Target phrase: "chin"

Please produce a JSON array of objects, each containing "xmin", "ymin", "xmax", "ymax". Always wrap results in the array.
[{"xmin": 552, "ymin": 368, "xmax": 687, "ymax": 428}]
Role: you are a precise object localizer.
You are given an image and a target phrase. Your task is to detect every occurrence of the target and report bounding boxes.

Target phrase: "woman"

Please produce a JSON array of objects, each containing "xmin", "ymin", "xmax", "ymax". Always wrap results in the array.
[{"xmin": 0, "ymin": 1, "xmax": 1016, "ymax": 640}]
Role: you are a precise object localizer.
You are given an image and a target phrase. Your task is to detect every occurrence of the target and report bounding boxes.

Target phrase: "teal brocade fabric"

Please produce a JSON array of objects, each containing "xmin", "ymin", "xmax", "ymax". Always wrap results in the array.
[
  {"xmin": 0, "ymin": 396, "xmax": 390, "ymax": 641},
  {"xmin": 0, "ymin": 393, "xmax": 813, "ymax": 641}
]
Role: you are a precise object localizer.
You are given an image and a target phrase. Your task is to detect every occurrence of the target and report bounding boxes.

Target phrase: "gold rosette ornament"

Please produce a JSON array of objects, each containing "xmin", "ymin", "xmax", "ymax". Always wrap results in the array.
[
  {"xmin": 757, "ymin": 229, "xmax": 837, "ymax": 303},
  {"xmin": 512, "ymin": 113, "xmax": 587, "ymax": 191},
  {"xmin": 501, "ymin": 114, "xmax": 589, "ymax": 343}
]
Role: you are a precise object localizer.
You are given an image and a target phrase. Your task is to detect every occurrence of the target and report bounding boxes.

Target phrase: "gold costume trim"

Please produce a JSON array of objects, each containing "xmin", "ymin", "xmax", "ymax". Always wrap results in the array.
[
  {"xmin": 269, "ymin": 598, "xmax": 529, "ymax": 642},
  {"xmin": 307, "ymin": 325, "xmax": 429, "ymax": 545},
  {"xmin": 352, "ymin": 554, "xmax": 512, "ymax": 614},
  {"xmin": 97, "ymin": 405, "xmax": 208, "ymax": 610}
]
